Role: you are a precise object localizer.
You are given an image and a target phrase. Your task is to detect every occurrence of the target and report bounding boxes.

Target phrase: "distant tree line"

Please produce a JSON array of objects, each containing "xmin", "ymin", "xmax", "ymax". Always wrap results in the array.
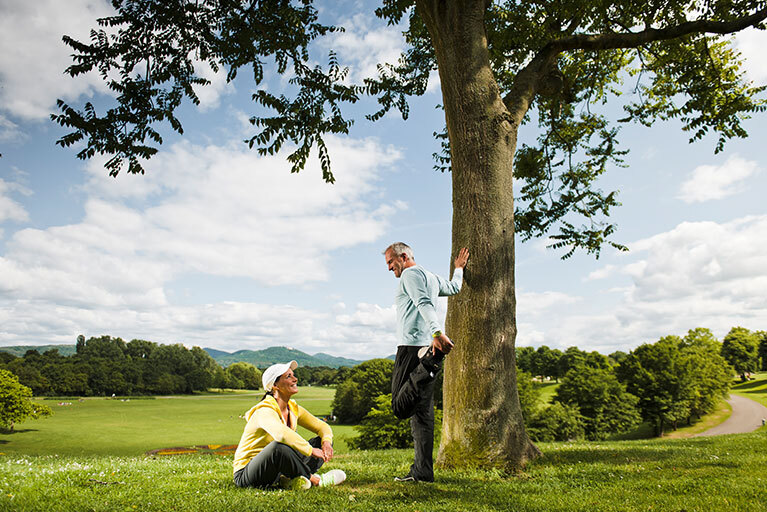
[
  {"xmin": 294, "ymin": 365, "xmax": 353, "ymax": 387},
  {"xmin": 517, "ymin": 326, "xmax": 767, "ymax": 384},
  {"xmin": 0, "ymin": 335, "xmax": 362, "ymax": 397},
  {"xmin": 0, "ymin": 335, "xmax": 263, "ymax": 396},
  {"xmin": 526, "ymin": 327, "xmax": 740, "ymax": 440},
  {"xmin": 341, "ymin": 326, "xmax": 752, "ymax": 448}
]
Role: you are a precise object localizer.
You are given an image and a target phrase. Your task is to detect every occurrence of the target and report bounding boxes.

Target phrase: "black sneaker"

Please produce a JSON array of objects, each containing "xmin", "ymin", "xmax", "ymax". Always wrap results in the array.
[{"xmin": 418, "ymin": 346, "xmax": 445, "ymax": 373}]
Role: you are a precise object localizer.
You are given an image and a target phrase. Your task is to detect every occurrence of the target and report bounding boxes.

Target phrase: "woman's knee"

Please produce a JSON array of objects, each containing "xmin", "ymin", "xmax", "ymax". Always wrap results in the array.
[{"xmin": 262, "ymin": 440, "xmax": 299, "ymax": 459}]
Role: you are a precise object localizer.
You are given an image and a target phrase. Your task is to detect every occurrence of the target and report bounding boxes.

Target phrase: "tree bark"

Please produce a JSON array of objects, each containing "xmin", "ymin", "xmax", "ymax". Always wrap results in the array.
[{"xmin": 417, "ymin": 0, "xmax": 540, "ymax": 471}]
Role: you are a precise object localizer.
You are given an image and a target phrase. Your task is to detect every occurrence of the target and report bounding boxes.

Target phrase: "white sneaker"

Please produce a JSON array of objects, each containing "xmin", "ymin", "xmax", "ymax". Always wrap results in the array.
[
  {"xmin": 279, "ymin": 475, "xmax": 311, "ymax": 490},
  {"xmin": 316, "ymin": 469, "xmax": 346, "ymax": 487}
]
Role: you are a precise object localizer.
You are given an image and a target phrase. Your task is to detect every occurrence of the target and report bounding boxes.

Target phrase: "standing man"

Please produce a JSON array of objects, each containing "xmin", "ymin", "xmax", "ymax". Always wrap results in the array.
[{"xmin": 383, "ymin": 242, "xmax": 469, "ymax": 483}]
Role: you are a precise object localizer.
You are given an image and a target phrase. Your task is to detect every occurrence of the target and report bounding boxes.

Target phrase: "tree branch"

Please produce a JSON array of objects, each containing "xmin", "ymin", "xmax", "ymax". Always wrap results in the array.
[
  {"xmin": 501, "ymin": 50, "xmax": 557, "ymax": 126},
  {"xmin": 549, "ymin": 8, "xmax": 767, "ymax": 53}
]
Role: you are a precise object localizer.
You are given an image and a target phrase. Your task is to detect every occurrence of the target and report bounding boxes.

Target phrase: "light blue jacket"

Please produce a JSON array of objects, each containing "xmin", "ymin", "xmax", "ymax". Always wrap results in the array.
[{"xmin": 395, "ymin": 265, "xmax": 463, "ymax": 346}]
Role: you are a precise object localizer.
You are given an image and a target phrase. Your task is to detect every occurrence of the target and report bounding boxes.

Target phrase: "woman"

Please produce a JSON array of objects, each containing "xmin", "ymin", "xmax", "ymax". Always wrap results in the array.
[{"xmin": 232, "ymin": 360, "xmax": 346, "ymax": 490}]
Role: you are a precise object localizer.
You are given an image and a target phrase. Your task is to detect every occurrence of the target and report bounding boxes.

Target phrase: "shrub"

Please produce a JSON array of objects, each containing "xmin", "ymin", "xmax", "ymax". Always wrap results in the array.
[
  {"xmin": 331, "ymin": 359, "xmax": 393, "ymax": 423},
  {"xmin": 555, "ymin": 364, "xmax": 641, "ymax": 440},
  {"xmin": 348, "ymin": 394, "xmax": 442, "ymax": 450},
  {"xmin": 516, "ymin": 370, "xmax": 541, "ymax": 422},
  {"xmin": 527, "ymin": 402, "xmax": 585, "ymax": 442},
  {"xmin": 0, "ymin": 369, "xmax": 53, "ymax": 431}
]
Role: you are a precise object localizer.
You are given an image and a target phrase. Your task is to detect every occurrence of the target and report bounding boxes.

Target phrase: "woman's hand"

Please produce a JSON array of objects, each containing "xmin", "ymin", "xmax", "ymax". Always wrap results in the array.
[
  {"xmin": 321, "ymin": 440, "xmax": 333, "ymax": 461},
  {"xmin": 311, "ymin": 447, "xmax": 327, "ymax": 461}
]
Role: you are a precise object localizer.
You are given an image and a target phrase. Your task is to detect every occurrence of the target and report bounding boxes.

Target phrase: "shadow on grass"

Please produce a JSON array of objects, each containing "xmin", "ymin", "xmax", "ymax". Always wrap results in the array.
[
  {"xmin": 0, "ymin": 428, "xmax": 39, "ymax": 435},
  {"xmin": 739, "ymin": 388, "xmax": 767, "ymax": 395},
  {"xmin": 732, "ymin": 380, "xmax": 767, "ymax": 391},
  {"xmin": 527, "ymin": 435, "xmax": 745, "ymax": 470}
]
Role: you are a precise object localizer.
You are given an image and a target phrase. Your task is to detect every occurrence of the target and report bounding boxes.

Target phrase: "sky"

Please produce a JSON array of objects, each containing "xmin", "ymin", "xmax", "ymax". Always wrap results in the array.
[{"xmin": 1, "ymin": 0, "xmax": 767, "ymax": 360}]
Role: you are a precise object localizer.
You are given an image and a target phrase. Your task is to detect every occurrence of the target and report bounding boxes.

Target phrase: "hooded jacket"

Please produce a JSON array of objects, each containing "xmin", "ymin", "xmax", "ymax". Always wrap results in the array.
[{"xmin": 232, "ymin": 395, "xmax": 333, "ymax": 473}]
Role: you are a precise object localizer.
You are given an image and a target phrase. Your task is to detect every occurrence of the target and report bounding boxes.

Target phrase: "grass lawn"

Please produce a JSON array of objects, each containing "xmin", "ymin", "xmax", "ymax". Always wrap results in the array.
[
  {"xmin": 731, "ymin": 371, "xmax": 767, "ymax": 407},
  {"xmin": 534, "ymin": 381, "xmax": 559, "ymax": 406},
  {"xmin": 0, "ymin": 386, "xmax": 354, "ymax": 456},
  {"xmin": 1, "ymin": 432, "xmax": 765, "ymax": 511},
  {"xmin": 2, "ymin": 380, "xmax": 766, "ymax": 510}
]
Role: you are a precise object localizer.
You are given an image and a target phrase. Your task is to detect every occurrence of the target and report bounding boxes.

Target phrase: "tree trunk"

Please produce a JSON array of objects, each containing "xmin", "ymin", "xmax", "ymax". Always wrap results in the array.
[{"xmin": 417, "ymin": 0, "xmax": 540, "ymax": 471}]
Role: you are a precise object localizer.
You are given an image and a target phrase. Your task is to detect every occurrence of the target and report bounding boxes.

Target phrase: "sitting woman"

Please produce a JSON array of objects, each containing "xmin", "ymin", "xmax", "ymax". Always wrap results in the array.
[{"xmin": 232, "ymin": 360, "xmax": 346, "ymax": 490}]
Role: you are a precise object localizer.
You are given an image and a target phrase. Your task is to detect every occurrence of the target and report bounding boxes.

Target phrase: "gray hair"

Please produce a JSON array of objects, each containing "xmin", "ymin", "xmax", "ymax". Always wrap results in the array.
[{"xmin": 384, "ymin": 242, "xmax": 414, "ymax": 260}]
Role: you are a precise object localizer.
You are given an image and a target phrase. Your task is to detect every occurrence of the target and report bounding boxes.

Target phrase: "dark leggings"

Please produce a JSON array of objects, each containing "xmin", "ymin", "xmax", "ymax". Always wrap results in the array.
[{"xmin": 233, "ymin": 437, "xmax": 324, "ymax": 488}]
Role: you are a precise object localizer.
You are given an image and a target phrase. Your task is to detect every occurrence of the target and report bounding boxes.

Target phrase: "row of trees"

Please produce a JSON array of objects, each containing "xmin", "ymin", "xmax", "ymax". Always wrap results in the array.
[
  {"xmin": 518, "ymin": 327, "xmax": 767, "ymax": 383},
  {"xmin": 528, "ymin": 328, "xmax": 734, "ymax": 440},
  {"xmin": 0, "ymin": 336, "xmax": 262, "ymax": 396},
  {"xmin": 294, "ymin": 365, "xmax": 353, "ymax": 387}
]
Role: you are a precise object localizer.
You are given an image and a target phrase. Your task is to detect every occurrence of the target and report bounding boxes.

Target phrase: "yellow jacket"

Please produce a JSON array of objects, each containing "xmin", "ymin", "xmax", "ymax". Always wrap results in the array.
[{"xmin": 232, "ymin": 395, "xmax": 333, "ymax": 473}]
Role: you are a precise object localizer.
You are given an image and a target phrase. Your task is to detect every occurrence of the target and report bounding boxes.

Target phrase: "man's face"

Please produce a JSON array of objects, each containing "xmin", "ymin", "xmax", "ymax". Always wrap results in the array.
[{"xmin": 385, "ymin": 249, "xmax": 406, "ymax": 278}]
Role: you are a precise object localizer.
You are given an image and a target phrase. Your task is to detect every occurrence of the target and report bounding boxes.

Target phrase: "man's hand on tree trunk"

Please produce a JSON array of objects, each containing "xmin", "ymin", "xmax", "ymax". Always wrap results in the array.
[{"xmin": 454, "ymin": 247, "xmax": 469, "ymax": 269}]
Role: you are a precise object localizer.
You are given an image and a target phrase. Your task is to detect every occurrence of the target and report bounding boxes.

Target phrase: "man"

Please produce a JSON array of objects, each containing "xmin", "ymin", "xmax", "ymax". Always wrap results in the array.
[{"xmin": 383, "ymin": 242, "xmax": 469, "ymax": 483}]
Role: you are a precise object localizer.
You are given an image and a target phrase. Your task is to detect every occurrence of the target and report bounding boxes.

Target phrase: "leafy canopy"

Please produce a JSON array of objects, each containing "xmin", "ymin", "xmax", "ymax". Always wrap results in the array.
[
  {"xmin": 0, "ymin": 369, "xmax": 53, "ymax": 431},
  {"xmin": 53, "ymin": 0, "xmax": 767, "ymax": 257}
]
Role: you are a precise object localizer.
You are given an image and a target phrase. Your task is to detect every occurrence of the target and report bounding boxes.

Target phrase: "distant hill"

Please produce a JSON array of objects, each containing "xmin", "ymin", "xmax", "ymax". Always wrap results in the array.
[
  {"xmin": 0, "ymin": 343, "xmax": 373, "ymax": 368},
  {"xmin": 205, "ymin": 346, "xmax": 365, "ymax": 368},
  {"xmin": 0, "ymin": 344, "xmax": 77, "ymax": 357}
]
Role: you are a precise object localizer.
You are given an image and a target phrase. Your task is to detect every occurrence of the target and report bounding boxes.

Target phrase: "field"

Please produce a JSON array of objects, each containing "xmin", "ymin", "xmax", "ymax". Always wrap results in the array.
[
  {"xmin": 731, "ymin": 371, "xmax": 767, "ymax": 407},
  {"xmin": 1, "ymin": 380, "xmax": 766, "ymax": 511},
  {"xmin": 0, "ymin": 386, "xmax": 356, "ymax": 456}
]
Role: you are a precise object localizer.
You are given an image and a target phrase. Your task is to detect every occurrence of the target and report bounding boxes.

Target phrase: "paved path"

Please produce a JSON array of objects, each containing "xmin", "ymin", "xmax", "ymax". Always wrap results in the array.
[{"xmin": 694, "ymin": 394, "xmax": 767, "ymax": 437}]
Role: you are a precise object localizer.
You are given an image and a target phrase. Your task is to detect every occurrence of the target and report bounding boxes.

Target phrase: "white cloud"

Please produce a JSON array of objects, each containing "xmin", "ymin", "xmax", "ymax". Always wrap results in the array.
[
  {"xmin": 520, "ymin": 216, "xmax": 767, "ymax": 353},
  {"xmin": 587, "ymin": 264, "xmax": 616, "ymax": 280},
  {"xmin": 318, "ymin": 302, "xmax": 398, "ymax": 358},
  {"xmin": 0, "ymin": 115, "xmax": 25, "ymax": 144},
  {"xmin": 322, "ymin": 14, "xmax": 405, "ymax": 83},
  {"xmin": 0, "ymin": 0, "xmax": 115, "ymax": 120},
  {"xmin": 0, "ymin": 135, "xmax": 403, "ymax": 356},
  {"xmin": 515, "ymin": 291, "xmax": 582, "ymax": 348},
  {"xmin": 9, "ymin": 135, "xmax": 400, "ymax": 299},
  {"xmin": 0, "ymin": 0, "xmax": 230, "ymax": 123},
  {"xmin": 735, "ymin": 27, "xmax": 767, "ymax": 85},
  {"xmin": 677, "ymin": 155, "xmax": 760, "ymax": 203},
  {"xmin": 191, "ymin": 59, "xmax": 232, "ymax": 111},
  {"xmin": 0, "ymin": 299, "xmax": 320, "ymax": 349},
  {"xmin": 335, "ymin": 302, "xmax": 395, "ymax": 329},
  {"xmin": 0, "ymin": 178, "xmax": 30, "ymax": 223}
]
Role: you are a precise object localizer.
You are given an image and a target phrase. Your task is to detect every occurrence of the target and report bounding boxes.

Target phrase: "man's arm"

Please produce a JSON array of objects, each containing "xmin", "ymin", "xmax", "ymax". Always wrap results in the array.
[
  {"xmin": 433, "ymin": 248, "xmax": 469, "ymax": 354},
  {"xmin": 437, "ymin": 247, "xmax": 470, "ymax": 296}
]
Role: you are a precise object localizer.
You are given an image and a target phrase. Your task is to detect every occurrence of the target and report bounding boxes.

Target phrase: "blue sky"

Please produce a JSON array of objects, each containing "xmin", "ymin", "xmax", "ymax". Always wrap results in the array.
[{"xmin": 1, "ymin": 0, "xmax": 767, "ymax": 360}]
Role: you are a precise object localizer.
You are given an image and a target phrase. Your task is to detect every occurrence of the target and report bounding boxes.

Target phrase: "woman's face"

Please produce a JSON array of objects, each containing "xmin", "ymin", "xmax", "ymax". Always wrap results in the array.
[{"xmin": 273, "ymin": 369, "xmax": 299, "ymax": 397}]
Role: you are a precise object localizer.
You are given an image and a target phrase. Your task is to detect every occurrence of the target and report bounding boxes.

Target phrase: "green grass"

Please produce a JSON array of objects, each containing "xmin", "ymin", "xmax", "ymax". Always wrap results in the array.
[
  {"xmin": 663, "ymin": 399, "xmax": 733, "ymax": 438},
  {"xmin": 1, "ymin": 433, "xmax": 766, "ymax": 511},
  {"xmin": 0, "ymin": 386, "xmax": 345, "ymax": 456},
  {"xmin": 534, "ymin": 381, "xmax": 559, "ymax": 406},
  {"xmin": 731, "ymin": 371, "xmax": 767, "ymax": 407},
  {"xmin": 2, "ymin": 381, "xmax": 767, "ymax": 511}
]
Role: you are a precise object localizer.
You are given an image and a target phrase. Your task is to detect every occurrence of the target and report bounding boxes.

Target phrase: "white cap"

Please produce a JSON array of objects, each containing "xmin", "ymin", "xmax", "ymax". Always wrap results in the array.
[{"xmin": 262, "ymin": 360, "xmax": 298, "ymax": 391}]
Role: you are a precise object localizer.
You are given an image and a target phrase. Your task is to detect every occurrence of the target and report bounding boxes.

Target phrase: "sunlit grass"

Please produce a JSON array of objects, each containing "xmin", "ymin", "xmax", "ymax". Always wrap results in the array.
[
  {"xmin": 1, "ymin": 432, "xmax": 765, "ymax": 511},
  {"xmin": 731, "ymin": 371, "xmax": 767, "ymax": 407},
  {"xmin": 2, "ymin": 379, "xmax": 766, "ymax": 510},
  {"xmin": 0, "ymin": 387, "xmax": 338, "ymax": 456}
]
